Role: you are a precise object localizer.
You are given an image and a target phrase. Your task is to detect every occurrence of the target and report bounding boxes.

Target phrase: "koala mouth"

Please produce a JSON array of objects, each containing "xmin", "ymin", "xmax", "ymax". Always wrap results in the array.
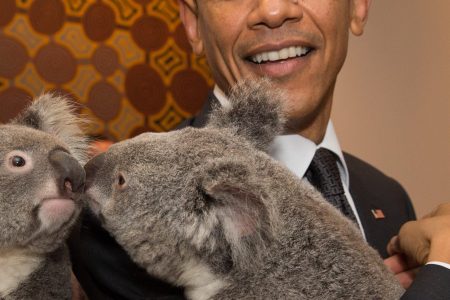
[
  {"xmin": 38, "ymin": 198, "xmax": 77, "ymax": 232},
  {"xmin": 82, "ymin": 189, "xmax": 102, "ymax": 216},
  {"xmin": 84, "ymin": 196, "xmax": 107, "ymax": 224},
  {"xmin": 87, "ymin": 197, "xmax": 101, "ymax": 216}
]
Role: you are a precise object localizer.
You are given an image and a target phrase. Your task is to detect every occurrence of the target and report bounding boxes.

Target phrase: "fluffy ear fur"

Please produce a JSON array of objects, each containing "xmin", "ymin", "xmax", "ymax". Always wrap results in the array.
[
  {"xmin": 190, "ymin": 158, "xmax": 278, "ymax": 271},
  {"xmin": 207, "ymin": 78, "xmax": 286, "ymax": 152},
  {"xmin": 11, "ymin": 93, "xmax": 89, "ymax": 164}
]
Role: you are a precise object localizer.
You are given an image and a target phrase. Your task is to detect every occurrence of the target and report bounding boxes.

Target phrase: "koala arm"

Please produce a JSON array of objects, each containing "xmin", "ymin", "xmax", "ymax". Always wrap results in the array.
[{"xmin": 4, "ymin": 246, "xmax": 72, "ymax": 300}]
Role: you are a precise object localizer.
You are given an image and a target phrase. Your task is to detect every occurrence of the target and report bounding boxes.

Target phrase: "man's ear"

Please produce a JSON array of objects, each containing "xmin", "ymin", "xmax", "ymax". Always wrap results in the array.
[
  {"xmin": 178, "ymin": 0, "xmax": 204, "ymax": 55},
  {"xmin": 350, "ymin": 0, "xmax": 372, "ymax": 36}
]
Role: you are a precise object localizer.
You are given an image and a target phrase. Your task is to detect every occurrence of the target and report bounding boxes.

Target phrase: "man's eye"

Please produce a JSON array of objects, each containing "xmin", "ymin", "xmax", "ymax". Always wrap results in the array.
[{"xmin": 11, "ymin": 155, "xmax": 26, "ymax": 167}]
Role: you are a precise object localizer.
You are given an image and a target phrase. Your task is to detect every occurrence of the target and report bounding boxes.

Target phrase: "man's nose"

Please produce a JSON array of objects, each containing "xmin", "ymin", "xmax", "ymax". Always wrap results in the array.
[{"xmin": 248, "ymin": 0, "xmax": 303, "ymax": 29}]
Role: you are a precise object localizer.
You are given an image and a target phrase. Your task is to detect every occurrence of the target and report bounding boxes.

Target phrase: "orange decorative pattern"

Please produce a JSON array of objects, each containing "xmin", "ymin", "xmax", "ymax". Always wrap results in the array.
[{"xmin": 0, "ymin": 0, "xmax": 213, "ymax": 141}]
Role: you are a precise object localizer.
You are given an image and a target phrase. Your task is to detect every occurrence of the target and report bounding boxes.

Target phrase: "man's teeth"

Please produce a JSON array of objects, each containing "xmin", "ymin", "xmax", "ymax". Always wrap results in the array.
[{"xmin": 251, "ymin": 46, "xmax": 310, "ymax": 64}]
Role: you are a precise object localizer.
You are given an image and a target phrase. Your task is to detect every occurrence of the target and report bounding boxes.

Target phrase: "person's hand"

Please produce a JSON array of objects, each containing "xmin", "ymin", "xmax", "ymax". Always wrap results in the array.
[
  {"xmin": 71, "ymin": 272, "xmax": 88, "ymax": 300},
  {"xmin": 387, "ymin": 203, "xmax": 450, "ymax": 266},
  {"xmin": 384, "ymin": 253, "xmax": 418, "ymax": 289}
]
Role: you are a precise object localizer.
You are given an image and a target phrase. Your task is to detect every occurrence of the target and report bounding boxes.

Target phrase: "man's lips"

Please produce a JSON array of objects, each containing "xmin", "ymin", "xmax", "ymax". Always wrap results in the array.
[
  {"xmin": 248, "ymin": 46, "xmax": 312, "ymax": 64},
  {"xmin": 244, "ymin": 45, "xmax": 315, "ymax": 78}
]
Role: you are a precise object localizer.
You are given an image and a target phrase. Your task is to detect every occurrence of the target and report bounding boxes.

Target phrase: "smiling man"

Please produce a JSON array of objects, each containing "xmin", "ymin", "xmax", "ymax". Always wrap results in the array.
[
  {"xmin": 182, "ymin": 0, "xmax": 351, "ymax": 144},
  {"xmin": 71, "ymin": 0, "xmax": 450, "ymax": 299}
]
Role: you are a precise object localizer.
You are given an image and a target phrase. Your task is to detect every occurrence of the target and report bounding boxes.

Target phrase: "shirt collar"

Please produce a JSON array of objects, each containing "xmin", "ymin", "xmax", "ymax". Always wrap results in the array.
[
  {"xmin": 268, "ymin": 123, "xmax": 349, "ymax": 185},
  {"xmin": 212, "ymin": 85, "xmax": 350, "ymax": 187},
  {"xmin": 318, "ymin": 123, "xmax": 349, "ymax": 187},
  {"xmin": 213, "ymin": 85, "xmax": 230, "ymax": 107}
]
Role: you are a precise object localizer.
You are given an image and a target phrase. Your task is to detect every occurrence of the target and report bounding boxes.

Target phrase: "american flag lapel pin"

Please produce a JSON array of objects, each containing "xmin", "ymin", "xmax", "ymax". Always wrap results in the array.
[{"xmin": 371, "ymin": 208, "xmax": 385, "ymax": 219}]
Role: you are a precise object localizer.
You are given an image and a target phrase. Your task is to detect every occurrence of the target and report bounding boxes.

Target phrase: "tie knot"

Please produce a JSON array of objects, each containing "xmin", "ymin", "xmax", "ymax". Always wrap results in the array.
[
  {"xmin": 305, "ymin": 148, "xmax": 358, "ymax": 223},
  {"xmin": 306, "ymin": 148, "xmax": 342, "ymax": 197}
]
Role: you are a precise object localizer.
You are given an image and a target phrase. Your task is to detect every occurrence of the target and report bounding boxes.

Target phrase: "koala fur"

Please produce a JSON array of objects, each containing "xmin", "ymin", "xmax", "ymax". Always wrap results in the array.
[
  {"xmin": 84, "ymin": 79, "xmax": 404, "ymax": 299},
  {"xmin": 0, "ymin": 94, "xmax": 88, "ymax": 299}
]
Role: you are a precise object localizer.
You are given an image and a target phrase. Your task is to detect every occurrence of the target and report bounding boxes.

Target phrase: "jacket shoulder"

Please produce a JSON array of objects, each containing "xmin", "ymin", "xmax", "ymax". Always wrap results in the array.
[{"xmin": 344, "ymin": 152, "xmax": 411, "ymax": 201}]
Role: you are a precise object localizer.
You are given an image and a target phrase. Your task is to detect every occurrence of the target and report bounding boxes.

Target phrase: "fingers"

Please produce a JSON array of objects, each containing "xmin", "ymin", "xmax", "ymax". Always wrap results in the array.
[
  {"xmin": 397, "ymin": 220, "xmax": 430, "ymax": 266},
  {"xmin": 384, "ymin": 254, "xmax": 409, "ymax": 274},
  {"xmin": 383, "ymin": 254, "xmax": 419, "ymax": 289},
  {"xmin": 387, "ymin": 202, "xmax": 450, "ymax": 267},
  {"xmin": 394, "ymin": 268, "xmax": 419, "ymax": 289},
  {"xmin": 387, "ymin": 235, "xmax": 400, "ymax": 256},
  {"xmin": 71, "ymin": 272, "xmax": 88, "ymax": 300}
]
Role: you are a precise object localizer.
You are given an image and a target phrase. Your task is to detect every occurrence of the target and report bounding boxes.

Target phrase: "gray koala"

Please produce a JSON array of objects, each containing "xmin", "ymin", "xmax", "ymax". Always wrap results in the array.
[
  {"xmin": 84, "ymin": 79, "xmax": 404, "ymax": 299},
  {"xmin": 0, "ymin": 94, "xmax": 88, "ymax": 299}
]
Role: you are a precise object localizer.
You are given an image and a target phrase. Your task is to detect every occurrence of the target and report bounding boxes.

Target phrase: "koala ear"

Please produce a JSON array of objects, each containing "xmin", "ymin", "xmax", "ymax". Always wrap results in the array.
[
  {"xmin": 12, "ymin": 93, "xmax": 89, "ymax": 164},
  {"xmin": 190, "ymin": 158, "xmax": 277, "ymax": 271},
  {"xmin": 207, "ymin": 78, "xmax": 286, "ymax": 152}
]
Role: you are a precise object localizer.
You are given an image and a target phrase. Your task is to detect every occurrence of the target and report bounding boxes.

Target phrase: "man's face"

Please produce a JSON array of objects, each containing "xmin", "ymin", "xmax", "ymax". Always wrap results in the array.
[{"xmin": 180, "ymin": 0, "xmax": 370, "ymax": 135}]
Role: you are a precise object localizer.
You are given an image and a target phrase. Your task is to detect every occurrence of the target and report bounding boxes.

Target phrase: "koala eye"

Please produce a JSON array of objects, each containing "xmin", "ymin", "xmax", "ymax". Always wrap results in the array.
[
  {"xmin": 11, "ymin": 155, "xmax": 26, "ymax": 167},
  {"xmin": 5, "ymin": 150, "xmax": 33, "ymax": 173},
  {"xmin": 118, "ymin": 174, "xmax": 126, "ymax": 186}
]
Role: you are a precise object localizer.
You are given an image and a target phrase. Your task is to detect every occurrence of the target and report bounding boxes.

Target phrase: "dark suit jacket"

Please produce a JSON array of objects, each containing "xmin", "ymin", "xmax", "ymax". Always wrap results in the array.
[{"xmin": 71, "ymin": 93, "xmax": 450, "ymax": 299}]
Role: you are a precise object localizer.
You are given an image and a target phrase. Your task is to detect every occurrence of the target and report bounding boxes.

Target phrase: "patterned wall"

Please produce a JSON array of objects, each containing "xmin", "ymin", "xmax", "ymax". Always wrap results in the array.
[{"xmin": 0, "ymin": 0, "xmax": 213, "ymax": 141}]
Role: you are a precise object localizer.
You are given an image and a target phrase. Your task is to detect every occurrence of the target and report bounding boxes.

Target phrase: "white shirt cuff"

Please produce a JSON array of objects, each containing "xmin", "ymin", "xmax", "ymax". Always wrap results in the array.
[{"xmin": 426, "ymin": 261, "xmax": 450, "ymax": 270}]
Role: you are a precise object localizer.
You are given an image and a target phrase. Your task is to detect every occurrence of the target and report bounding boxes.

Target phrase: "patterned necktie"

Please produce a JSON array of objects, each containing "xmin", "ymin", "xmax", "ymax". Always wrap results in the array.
[{"xmin": 305, "ymin": 148, "xmax": 358, "ymax": 223}]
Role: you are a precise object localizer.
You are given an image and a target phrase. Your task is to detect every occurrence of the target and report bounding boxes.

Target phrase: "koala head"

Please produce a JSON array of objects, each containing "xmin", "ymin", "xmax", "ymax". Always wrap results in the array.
[
  {"xmin": 0, "ymin": 94, "xmax": 88, "ymax": 254},
  {"xmin": 84, "ymin": 79, "xmax": 285, "ymax": 285}
]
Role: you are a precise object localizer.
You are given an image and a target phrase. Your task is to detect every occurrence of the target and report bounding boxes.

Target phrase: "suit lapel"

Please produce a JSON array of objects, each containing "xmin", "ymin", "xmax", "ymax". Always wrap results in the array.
[
  {"xmin": 345, "ymin": 153, "xmax": 415, "ymax": 258},
  {"xmin": 347, "ymin": 171, "xmax": 390, "ymax": 257}
]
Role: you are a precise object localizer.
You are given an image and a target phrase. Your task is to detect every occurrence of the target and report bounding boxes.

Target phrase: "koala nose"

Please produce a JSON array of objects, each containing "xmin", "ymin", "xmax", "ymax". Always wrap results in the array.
[
  {"xmin": 84, "ymin": 153, "xmax": 105, "ymax": 190},
  {"xmin": 49, "ymin": 149, "xmax": 86, "ymax": 194}
]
